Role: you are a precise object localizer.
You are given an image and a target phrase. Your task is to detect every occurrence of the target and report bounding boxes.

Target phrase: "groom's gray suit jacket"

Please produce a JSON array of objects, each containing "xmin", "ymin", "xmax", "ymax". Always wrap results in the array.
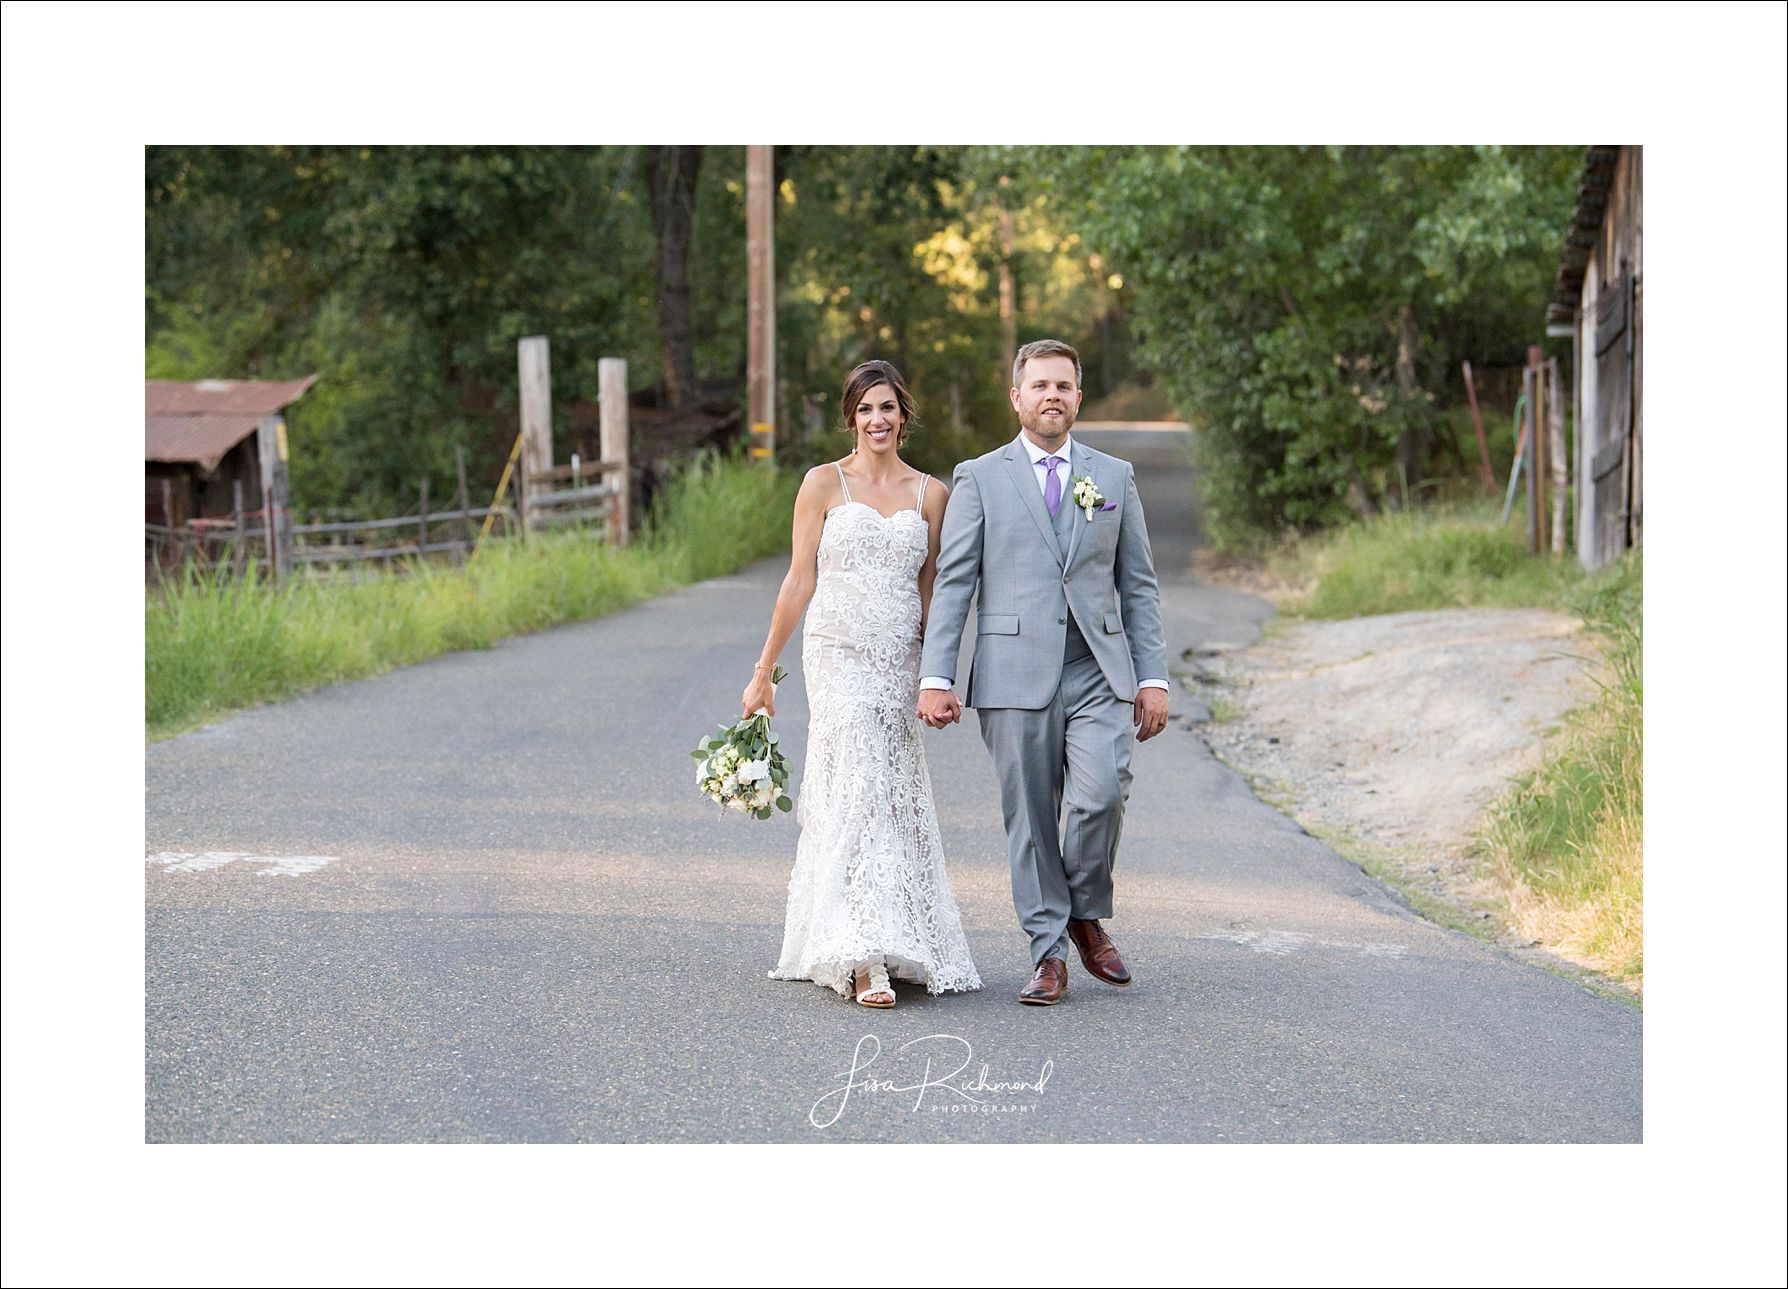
[{"xmin": 920, "ymin": 435, "xmax": 1167, "ymax": 708}]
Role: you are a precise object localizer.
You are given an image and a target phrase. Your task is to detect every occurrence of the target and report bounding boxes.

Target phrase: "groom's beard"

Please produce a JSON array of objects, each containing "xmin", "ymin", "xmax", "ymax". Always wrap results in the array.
[{"xmin": 1019, "ymin": 405, "xmax": 1074, "ymax": 447}]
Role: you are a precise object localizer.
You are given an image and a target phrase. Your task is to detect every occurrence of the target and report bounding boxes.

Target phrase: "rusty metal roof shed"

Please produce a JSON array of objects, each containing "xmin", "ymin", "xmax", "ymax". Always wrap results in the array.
[
  {"xmin": 1547, "ymin": 146, "xmax": 1622, "ymax": 323},
  {"xmin": 145, "ymin": 376, "xmax": 318, "ymax": 470}
]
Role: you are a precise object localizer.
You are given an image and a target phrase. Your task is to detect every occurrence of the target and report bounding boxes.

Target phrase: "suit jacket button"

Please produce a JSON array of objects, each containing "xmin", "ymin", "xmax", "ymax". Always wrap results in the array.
[{"xmin": 1058, "ymin": 616, "xmax": 1066, "ymax": 624}]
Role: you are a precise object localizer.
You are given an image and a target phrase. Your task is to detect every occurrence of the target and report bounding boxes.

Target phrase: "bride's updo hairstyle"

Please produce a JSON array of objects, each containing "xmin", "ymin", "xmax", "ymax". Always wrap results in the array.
[{"xmin": 840, "ymin": 359, "xmax": 918, "ymax": 449}]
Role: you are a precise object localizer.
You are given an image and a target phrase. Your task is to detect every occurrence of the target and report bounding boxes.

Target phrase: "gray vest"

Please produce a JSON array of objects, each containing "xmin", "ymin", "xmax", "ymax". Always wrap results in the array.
[{"xmin": 1051, "ymin": 479, "xmax": 1093, "ymax": 662}]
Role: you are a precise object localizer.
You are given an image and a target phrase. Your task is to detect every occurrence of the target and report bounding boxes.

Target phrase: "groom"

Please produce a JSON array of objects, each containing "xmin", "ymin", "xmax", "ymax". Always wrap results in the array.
[{"xmin": 918, "ymin": 339, "xmax": 1169, "ymax": 1006}]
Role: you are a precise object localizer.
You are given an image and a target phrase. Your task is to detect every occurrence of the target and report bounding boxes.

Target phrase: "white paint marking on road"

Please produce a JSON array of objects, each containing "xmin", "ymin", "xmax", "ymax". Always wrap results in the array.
[
  {"xmin": 1193, "ymin": 928, "xmax": 1309, "ymax": 955},
  {"xmin": 1195, "ymin": 927, "xmax": 1408, "ymax": 959},
  {"xmin": 1252, "ymin": 929, "xmax": 1312, "ymax": 956},
  {"xmin": 1358, "ymin": 941, "xmax": 1409, "ymax": 958},
  {"xmin": 146, "ymin": 852, "xmax": 337, "ymax": 877}
]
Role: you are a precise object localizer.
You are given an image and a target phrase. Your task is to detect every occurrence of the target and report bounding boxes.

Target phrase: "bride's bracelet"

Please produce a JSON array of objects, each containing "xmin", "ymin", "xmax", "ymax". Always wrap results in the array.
[{"xmin": 752, "ymin": 663, "xmax": 774, "ymax": 673}]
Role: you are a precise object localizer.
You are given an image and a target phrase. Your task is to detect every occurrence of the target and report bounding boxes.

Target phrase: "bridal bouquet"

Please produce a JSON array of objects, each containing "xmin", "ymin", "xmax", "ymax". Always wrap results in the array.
[{"xmin": 692, "ymin": 665, "xmax": 794, "ymax": 820}]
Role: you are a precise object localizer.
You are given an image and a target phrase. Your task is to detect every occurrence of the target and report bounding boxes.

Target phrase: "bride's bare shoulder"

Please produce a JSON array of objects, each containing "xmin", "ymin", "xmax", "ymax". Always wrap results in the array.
[{"xmin": 796, "ymin": 463, "xmax": 847, "ymax": 501}]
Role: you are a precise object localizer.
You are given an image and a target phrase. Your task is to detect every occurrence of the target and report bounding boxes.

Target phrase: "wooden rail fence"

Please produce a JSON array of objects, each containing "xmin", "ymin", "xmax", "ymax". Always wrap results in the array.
[{"xmin": 147, "ymin": 343, "xmax": 631, "ymax": 583}]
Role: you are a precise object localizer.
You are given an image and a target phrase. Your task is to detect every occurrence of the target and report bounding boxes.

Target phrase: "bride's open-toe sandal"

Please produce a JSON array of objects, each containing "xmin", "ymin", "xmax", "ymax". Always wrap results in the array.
[{"xmin": 854, "ymin": 958, "xmax": 895, "ymax": 1008}]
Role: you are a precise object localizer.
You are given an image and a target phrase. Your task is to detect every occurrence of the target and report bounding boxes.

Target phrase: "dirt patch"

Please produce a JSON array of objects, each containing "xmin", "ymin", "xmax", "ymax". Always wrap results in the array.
[{"xmin": 1190, "ymin": 607, "xmax": 1630, "ymax": 997}]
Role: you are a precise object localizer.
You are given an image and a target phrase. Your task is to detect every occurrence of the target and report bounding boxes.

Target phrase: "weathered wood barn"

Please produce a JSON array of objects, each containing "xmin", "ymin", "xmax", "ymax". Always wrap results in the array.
[
  {"xmin": 1548, "ymin": 146, "xmax": 1641, "ymax": 571},
  {"xmin": 145, "ymin": 376, "xmax": 315, "ymax": 527}
]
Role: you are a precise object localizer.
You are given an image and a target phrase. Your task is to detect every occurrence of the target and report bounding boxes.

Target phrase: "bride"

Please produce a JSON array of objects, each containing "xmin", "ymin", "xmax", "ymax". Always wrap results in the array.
[{"xmin": 744, "ymin": 359, "xmax": 982, "ymax": 1008}]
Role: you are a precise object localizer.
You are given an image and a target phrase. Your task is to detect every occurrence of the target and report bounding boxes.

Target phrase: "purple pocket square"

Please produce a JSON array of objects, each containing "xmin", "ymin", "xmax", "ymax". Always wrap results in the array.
[{"xmin": 1100, "ymin": 500, "xmax": 1117, "ymax": 511}]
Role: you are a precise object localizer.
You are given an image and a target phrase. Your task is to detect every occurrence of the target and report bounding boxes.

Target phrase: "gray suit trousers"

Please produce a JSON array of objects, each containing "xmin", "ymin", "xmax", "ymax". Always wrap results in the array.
[{"xmin": 976, "ymin": 621, "xmax": 1136, "ymax": 965}]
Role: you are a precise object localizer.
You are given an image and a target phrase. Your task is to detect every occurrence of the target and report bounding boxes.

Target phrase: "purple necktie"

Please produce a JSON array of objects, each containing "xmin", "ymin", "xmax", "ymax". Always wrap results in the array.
[{"xmin": 1041, "ymin": 455, "xmax": 1065, "ymax": 516}]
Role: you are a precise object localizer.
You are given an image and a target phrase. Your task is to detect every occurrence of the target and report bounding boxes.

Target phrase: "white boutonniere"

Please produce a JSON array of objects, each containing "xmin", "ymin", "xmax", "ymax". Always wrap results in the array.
[{"xmin": 1071, "ymin": 474, "xmax": 1112, "ymax": 519}]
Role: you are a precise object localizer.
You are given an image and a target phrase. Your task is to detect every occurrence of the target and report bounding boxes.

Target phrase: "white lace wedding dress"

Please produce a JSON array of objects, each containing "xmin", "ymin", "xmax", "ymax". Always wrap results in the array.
[{"xmin": 768, "ymin": 466, "xmax": 982, "ymax": 998}]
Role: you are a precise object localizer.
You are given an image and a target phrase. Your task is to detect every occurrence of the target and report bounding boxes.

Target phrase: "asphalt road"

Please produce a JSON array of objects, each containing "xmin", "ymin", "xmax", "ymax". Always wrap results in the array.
[{"xmin": 145, "ymin": 427, "xmax": 1641, "ymax": 1142}]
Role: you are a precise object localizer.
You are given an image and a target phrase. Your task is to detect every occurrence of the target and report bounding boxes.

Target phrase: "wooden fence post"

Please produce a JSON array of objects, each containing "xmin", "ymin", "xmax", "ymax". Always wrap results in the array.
[
  {"xmin": 519, "ymin": 335, "xmax": 552, "ymax": 534},
  {"xmin": 454, "ymin": 445, "xmax": 474, "ymax": 559},
  {"xmin": 1521, "ymin": 363, "xmax": 1538, "ymax": 554},
  {"xmin": 1530, "ymin": 345, "xmax": 1549, "ymax": 554},
  {"xmin": 160, "ymin": 478, "xmax": 177, "ymax": 573},
  {"xmin": 418, "ymin": 476, "xmax": 430, "ymax": 553},
  {"xmin": 1548, "ymin": 358, "xmax": 1568, "ymax": 558},
  {"xmin": 1462, "ymin": 360, "xmax": 1495, "ymax": 492},
  {"xmin": 232, "ymin": 479, "xmax": 246, "ymax": 576},
  {"xmin": 257, "ymin": 414, "xmax": 295, "ymax": 583},
  {"xmin": 599, "ymin": 357, "xmax": 630, "ymax": 544}
]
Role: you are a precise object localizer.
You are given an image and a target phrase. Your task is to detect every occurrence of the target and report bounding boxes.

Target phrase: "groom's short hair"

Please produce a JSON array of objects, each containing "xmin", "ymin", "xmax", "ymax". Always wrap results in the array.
[{"xmin": 1012, "ymin": 338, "xmax": 1082, "ymax": 390}]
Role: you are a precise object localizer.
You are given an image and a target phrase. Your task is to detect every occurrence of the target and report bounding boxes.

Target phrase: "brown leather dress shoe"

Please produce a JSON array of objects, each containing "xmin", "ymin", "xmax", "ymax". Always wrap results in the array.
[
  {"xmin": 1068, "ymin": 918, "xmax": 1132, "ymax": 986},
  {"xmin": 1018, "ymin": 956, "xmax": 1068, "ymax": 1005}
]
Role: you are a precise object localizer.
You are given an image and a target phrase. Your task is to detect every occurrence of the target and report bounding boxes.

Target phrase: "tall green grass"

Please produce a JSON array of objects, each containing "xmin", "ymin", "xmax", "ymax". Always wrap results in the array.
[
  {"xmin": 1473, "ymin": 554, "xmax": 1643, "ymax": 986},
  {"xmin": 1274, "ymin": 501, "xmax": 1585, "ymax": 618},
  {"xmin": 147, "ymin": 453, "xmax": 800, "ymax": 740},
  {"xmin": 1258, "ymin": 505, "xmax": 1643, "ymax": 991}
]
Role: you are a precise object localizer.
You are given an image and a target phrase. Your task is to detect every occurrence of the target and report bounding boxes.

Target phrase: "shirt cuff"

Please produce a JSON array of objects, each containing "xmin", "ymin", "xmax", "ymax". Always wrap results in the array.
[
  {"xmin": 919, "ymin": 677, "xmax": 954, "ymax": 692},
  {"xmin": 1138, "ymin": 679, "xmax": 1169, "ymax": 691}
]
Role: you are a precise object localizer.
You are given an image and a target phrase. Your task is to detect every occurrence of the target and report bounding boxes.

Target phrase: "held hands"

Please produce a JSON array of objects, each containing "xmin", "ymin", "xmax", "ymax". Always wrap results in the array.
[
  {"xmin": 1134, "ymin": 687, "xmax": 1169, "ymax": 742},
  {"xmin": 917, "ymin": 689, "xmax": 962, "ymax": 729},
  {"xmin": 742, "ymin": 670, "xmax": 777, "ymax": 718}
]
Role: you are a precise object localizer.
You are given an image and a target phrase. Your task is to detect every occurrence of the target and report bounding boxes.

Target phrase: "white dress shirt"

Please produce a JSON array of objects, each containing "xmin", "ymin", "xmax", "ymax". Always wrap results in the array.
[{"xmin": 921, "ymin": 432, "xmax": 1169, "ymax": 696}]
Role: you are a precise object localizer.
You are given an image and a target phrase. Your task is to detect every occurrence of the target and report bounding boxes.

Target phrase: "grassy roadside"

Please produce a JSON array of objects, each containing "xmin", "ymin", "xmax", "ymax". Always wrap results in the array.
[
  {"xmin": 146, "ymin": 454, "xmax": 799, "ymax": 741},
  {"xmin": 1269, "ymin": 500, "xmax": 1583, "ymax": 619},
  {"xmin": 1473, "ymin": 556, "xmax": 1642, "ymax": 989},
  {"xmin": 1205, "ymin": 504, "xmax": 1643, "ymax": 996}
]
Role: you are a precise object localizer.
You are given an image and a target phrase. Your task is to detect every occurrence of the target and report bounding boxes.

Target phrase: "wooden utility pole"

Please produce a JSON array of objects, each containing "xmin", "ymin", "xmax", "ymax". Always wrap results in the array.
[
  {"xmin": 257, "ymin": 414, "xmax": 294, "ymax": 582},
  {"xmin": 518, "ymin": 336, "xmax": 553, "ymax": 531},
  {"xmin": 599, "ymin": 357, "xmax": 631, "ymax": 544},
  {"xmin": 746, "ymin": 146, "xmax": 776, "ymax": 465},
  {"xmin": 998, "ymin": 176, "xmax": 1016, "ymax": 383}
]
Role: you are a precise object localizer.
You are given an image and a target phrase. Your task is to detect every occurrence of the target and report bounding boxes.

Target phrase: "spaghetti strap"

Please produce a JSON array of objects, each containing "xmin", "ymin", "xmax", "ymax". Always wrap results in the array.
[
  {"xmin": 915, "ymin": 473, "xmax": 928, "ymax": 513},
  {"xmin": 833, "ymin": 461, "xmax": 852, "ymax": 503}
]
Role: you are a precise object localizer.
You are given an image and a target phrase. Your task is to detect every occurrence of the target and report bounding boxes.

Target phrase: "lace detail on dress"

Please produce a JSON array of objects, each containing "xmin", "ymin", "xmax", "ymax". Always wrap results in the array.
[{"xmin": 768, "ymin": 497, "xmax": 982, "ymax": 997}]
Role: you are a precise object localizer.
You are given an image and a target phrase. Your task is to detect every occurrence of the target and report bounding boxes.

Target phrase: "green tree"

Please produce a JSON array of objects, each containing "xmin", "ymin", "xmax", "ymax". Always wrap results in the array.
[
  {"xmin": 774, "ymin": 146, "xmax": 1120, "ymax": 478},
  {"xmin": 1013, "ymin": 145, "xmax": 1580, "ymax": 547},
  {"xmin": 146, "ymin": 145, "xmax": 1139, "ymax": 511},
  {"xmin": 147, "ymin": 145, "xmax": 658, "ymax": 514}
]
